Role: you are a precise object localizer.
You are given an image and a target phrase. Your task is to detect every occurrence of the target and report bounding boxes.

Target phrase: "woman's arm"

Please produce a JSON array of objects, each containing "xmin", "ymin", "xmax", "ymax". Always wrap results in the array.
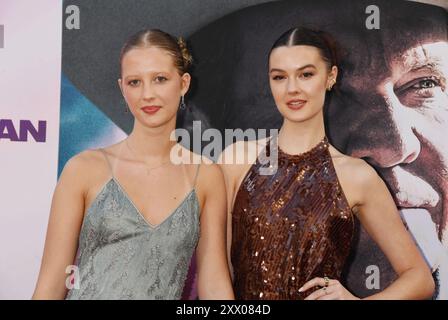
[
  {"xmin": 217, "ymin": 139, "xmax": 262, "ymax": 280},
  {"xmin": 302, "ymin": 160, "xmax": 435, "ymax": 300},
  {"xmin": 196, "ymin": 163, "xmax": 235, "ymax": 299},
  {"xmin": 356, "ymin": 163, "xmax": 435, "ymax": 299},
  {"xmin": 32, "ymin": 153, "xmax": 89, "ymax": 299},
  {"xmin": 217, "ymin": 143, "xmax": 241, "ymax": 280}
]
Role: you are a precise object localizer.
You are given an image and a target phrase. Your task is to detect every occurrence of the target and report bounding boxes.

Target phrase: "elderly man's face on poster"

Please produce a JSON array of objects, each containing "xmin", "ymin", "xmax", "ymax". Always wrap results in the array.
[
  {"xmin": 341, "ymin": 40, "xmax": 448, "ymax": 238},
  {"xmin": 326, "ymin": 19, "xmax": 448, "ymax": 298}
]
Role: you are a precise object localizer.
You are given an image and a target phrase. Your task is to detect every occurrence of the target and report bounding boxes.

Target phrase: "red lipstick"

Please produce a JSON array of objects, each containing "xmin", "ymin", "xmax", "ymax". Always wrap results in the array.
[
  {"xmin": 286, "ymin": 99, "xmax": 307, "ymax": 110},
  {"xmin": 141, "ymin": 106, "xmax": 161, "ymax": 115}
]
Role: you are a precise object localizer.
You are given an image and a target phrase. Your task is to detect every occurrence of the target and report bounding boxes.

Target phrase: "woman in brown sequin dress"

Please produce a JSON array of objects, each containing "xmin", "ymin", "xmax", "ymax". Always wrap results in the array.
[{"xmin": 219, "ymin": 27, "xmax": 434, "ymax": 300}]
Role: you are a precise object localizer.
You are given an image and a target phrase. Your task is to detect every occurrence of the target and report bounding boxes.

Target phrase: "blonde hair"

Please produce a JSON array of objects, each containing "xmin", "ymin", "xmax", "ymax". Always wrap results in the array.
[{"xmin": 119, "ymin": 29, "xmax": 193, "ymax": 76}]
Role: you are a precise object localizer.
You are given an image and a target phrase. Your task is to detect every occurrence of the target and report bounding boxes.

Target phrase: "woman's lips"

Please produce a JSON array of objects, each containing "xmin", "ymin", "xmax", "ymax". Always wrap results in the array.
[
  {"xmin": 141, "ymin": 106, "xmax": 161, "ymax": 114},
  {"xmin": 286, "ymin": 99, "xmax": 307, "ymax": 110}
]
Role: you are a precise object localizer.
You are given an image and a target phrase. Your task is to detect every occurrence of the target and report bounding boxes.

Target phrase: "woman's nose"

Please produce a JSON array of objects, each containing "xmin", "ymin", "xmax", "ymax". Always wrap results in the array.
[
  {"xmin": 142, "ymin": 82, "xmax": 155, "ymax": 100},
  {"xmin": 287, "ymin": 77, "xmax": 301, "ymax": 94}
]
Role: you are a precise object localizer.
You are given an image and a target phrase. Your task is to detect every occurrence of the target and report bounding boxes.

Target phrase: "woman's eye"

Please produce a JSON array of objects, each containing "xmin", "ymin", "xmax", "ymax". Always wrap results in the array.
[
  {"xmin": 154, "ymin": 76, "xmax": 168, "ymax": 83},
  {"xmin": 301, "ymin": 72, "xmax": 314, "ymax": 78},
  {"xmin": 272, "ymin": 75, "xmax": 285, "ymax": 81},
  {"xmin": 128, "ymin": 79, "xmax": 140, "ymax": 86}
]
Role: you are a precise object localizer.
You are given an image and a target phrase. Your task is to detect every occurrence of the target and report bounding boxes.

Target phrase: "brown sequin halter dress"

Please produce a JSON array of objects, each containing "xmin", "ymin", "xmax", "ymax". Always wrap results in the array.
[{"xmin": 231, "ymin": 136, "xmax": 354, "ymax": 300}]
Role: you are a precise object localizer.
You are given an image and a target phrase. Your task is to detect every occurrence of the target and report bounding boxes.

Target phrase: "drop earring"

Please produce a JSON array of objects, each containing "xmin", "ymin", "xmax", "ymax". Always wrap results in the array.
[
  {"xmin": 124, "ymin": 101, "xmax": 129, "ymax": 113},
  {"xmin": 179, "ymin": 95, "xmax": 186, "ymax": 110}
]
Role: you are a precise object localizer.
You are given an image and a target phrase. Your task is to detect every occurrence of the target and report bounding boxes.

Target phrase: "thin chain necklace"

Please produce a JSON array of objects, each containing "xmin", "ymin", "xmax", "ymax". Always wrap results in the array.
[{"xmin": 125, "ymin": 138, "xmax": 172, "ymax": 175}]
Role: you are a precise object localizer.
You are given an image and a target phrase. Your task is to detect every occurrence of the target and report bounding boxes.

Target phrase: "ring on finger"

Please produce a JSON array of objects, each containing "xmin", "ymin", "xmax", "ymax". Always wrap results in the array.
[{"xmin": 323, "ymin": 276, "xmax": 330, "ymax": 288}]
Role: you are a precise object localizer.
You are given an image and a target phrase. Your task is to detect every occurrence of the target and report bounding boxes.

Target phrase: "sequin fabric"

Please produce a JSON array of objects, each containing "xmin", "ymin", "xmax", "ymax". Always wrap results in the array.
[
  {"xmin": 231, "ymin": 137, "xmax": 354, "ymax": 300},
  {"xmin": 66, "ymin": 159, "xmax": 200, "ymax": 300}
]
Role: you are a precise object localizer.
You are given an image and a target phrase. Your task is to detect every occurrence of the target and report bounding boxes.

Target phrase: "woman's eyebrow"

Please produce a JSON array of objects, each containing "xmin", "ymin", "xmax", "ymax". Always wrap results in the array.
[
  {"xmin": 123, "ymin": 71, "xmax": 171, "ymax": 80},
  {"xmin": 269, "ymin": 64, "xmax": 316, "ymax": 73},
  {"xmin": 124, "ymin": 75, "xmax": 138, "ymax": 80}
]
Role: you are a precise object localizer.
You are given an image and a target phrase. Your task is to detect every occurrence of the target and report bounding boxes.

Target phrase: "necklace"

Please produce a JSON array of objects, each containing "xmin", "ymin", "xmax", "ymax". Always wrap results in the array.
[{"xmin": 125, "ymin": 138, "xmax": 172, "ymax": 175}]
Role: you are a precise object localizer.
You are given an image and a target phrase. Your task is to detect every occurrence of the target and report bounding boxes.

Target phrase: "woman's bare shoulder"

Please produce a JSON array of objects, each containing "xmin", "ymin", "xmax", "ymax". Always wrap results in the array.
[
  {"xmin": 219, "ymin": 137, "xmax": 269, "ymax": 164},
  {"xmin": 329, "ymin": 145, "xmax": 380, "ymax": 188},
  {"xmin": 59, "ymin": 147, "xmax": 114, "ymax": 188}
]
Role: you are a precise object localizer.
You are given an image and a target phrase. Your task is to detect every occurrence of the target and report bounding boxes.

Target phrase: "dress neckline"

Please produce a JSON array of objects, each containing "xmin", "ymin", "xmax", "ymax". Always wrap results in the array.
[
  {"xmin": 273, "ymin": 136, "xmax": 329, "ymax": 161},
  {"xmin": 112, "ymin": 177, "xmax": 197, "ymax": 230}
]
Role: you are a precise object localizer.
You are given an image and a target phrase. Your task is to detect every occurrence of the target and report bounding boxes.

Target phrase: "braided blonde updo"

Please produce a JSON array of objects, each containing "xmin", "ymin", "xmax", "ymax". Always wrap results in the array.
[{"xmin": 177, "ymin": 37, "xmax": 193, "ymax": 72}]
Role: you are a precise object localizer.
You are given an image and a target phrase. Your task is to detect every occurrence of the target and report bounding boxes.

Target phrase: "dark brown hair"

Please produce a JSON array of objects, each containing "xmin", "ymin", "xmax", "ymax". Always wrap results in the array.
[
  {"xmin": 119, "ymin": 29, "xmax": 193, "ymax": 76},
  {"xmin": 270, "ymin": 27, "xmax": 342, "ymax": 91}
]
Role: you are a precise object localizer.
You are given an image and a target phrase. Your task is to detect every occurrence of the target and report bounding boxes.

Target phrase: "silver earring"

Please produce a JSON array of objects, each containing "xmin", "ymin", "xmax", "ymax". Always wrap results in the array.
[
  {"xmin": 179, "ymin": 95, "xmax": 186, "ymax": 110},
  {"xmin": 123, "ymin": 100, "xmax": 129, "ymax": 113}
]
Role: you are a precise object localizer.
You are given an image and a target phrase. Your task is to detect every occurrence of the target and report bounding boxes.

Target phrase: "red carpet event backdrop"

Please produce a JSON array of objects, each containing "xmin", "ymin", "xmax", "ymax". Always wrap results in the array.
[{"xmin": 1, "ymin": 0, "xmax": 447, "ymax": 299}]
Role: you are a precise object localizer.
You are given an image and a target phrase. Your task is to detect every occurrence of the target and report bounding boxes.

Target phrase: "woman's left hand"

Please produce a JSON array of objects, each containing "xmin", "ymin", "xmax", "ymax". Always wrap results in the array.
[{"xmin": 299, "ymin": 277, "xmax": 360, "ymax": 300}]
